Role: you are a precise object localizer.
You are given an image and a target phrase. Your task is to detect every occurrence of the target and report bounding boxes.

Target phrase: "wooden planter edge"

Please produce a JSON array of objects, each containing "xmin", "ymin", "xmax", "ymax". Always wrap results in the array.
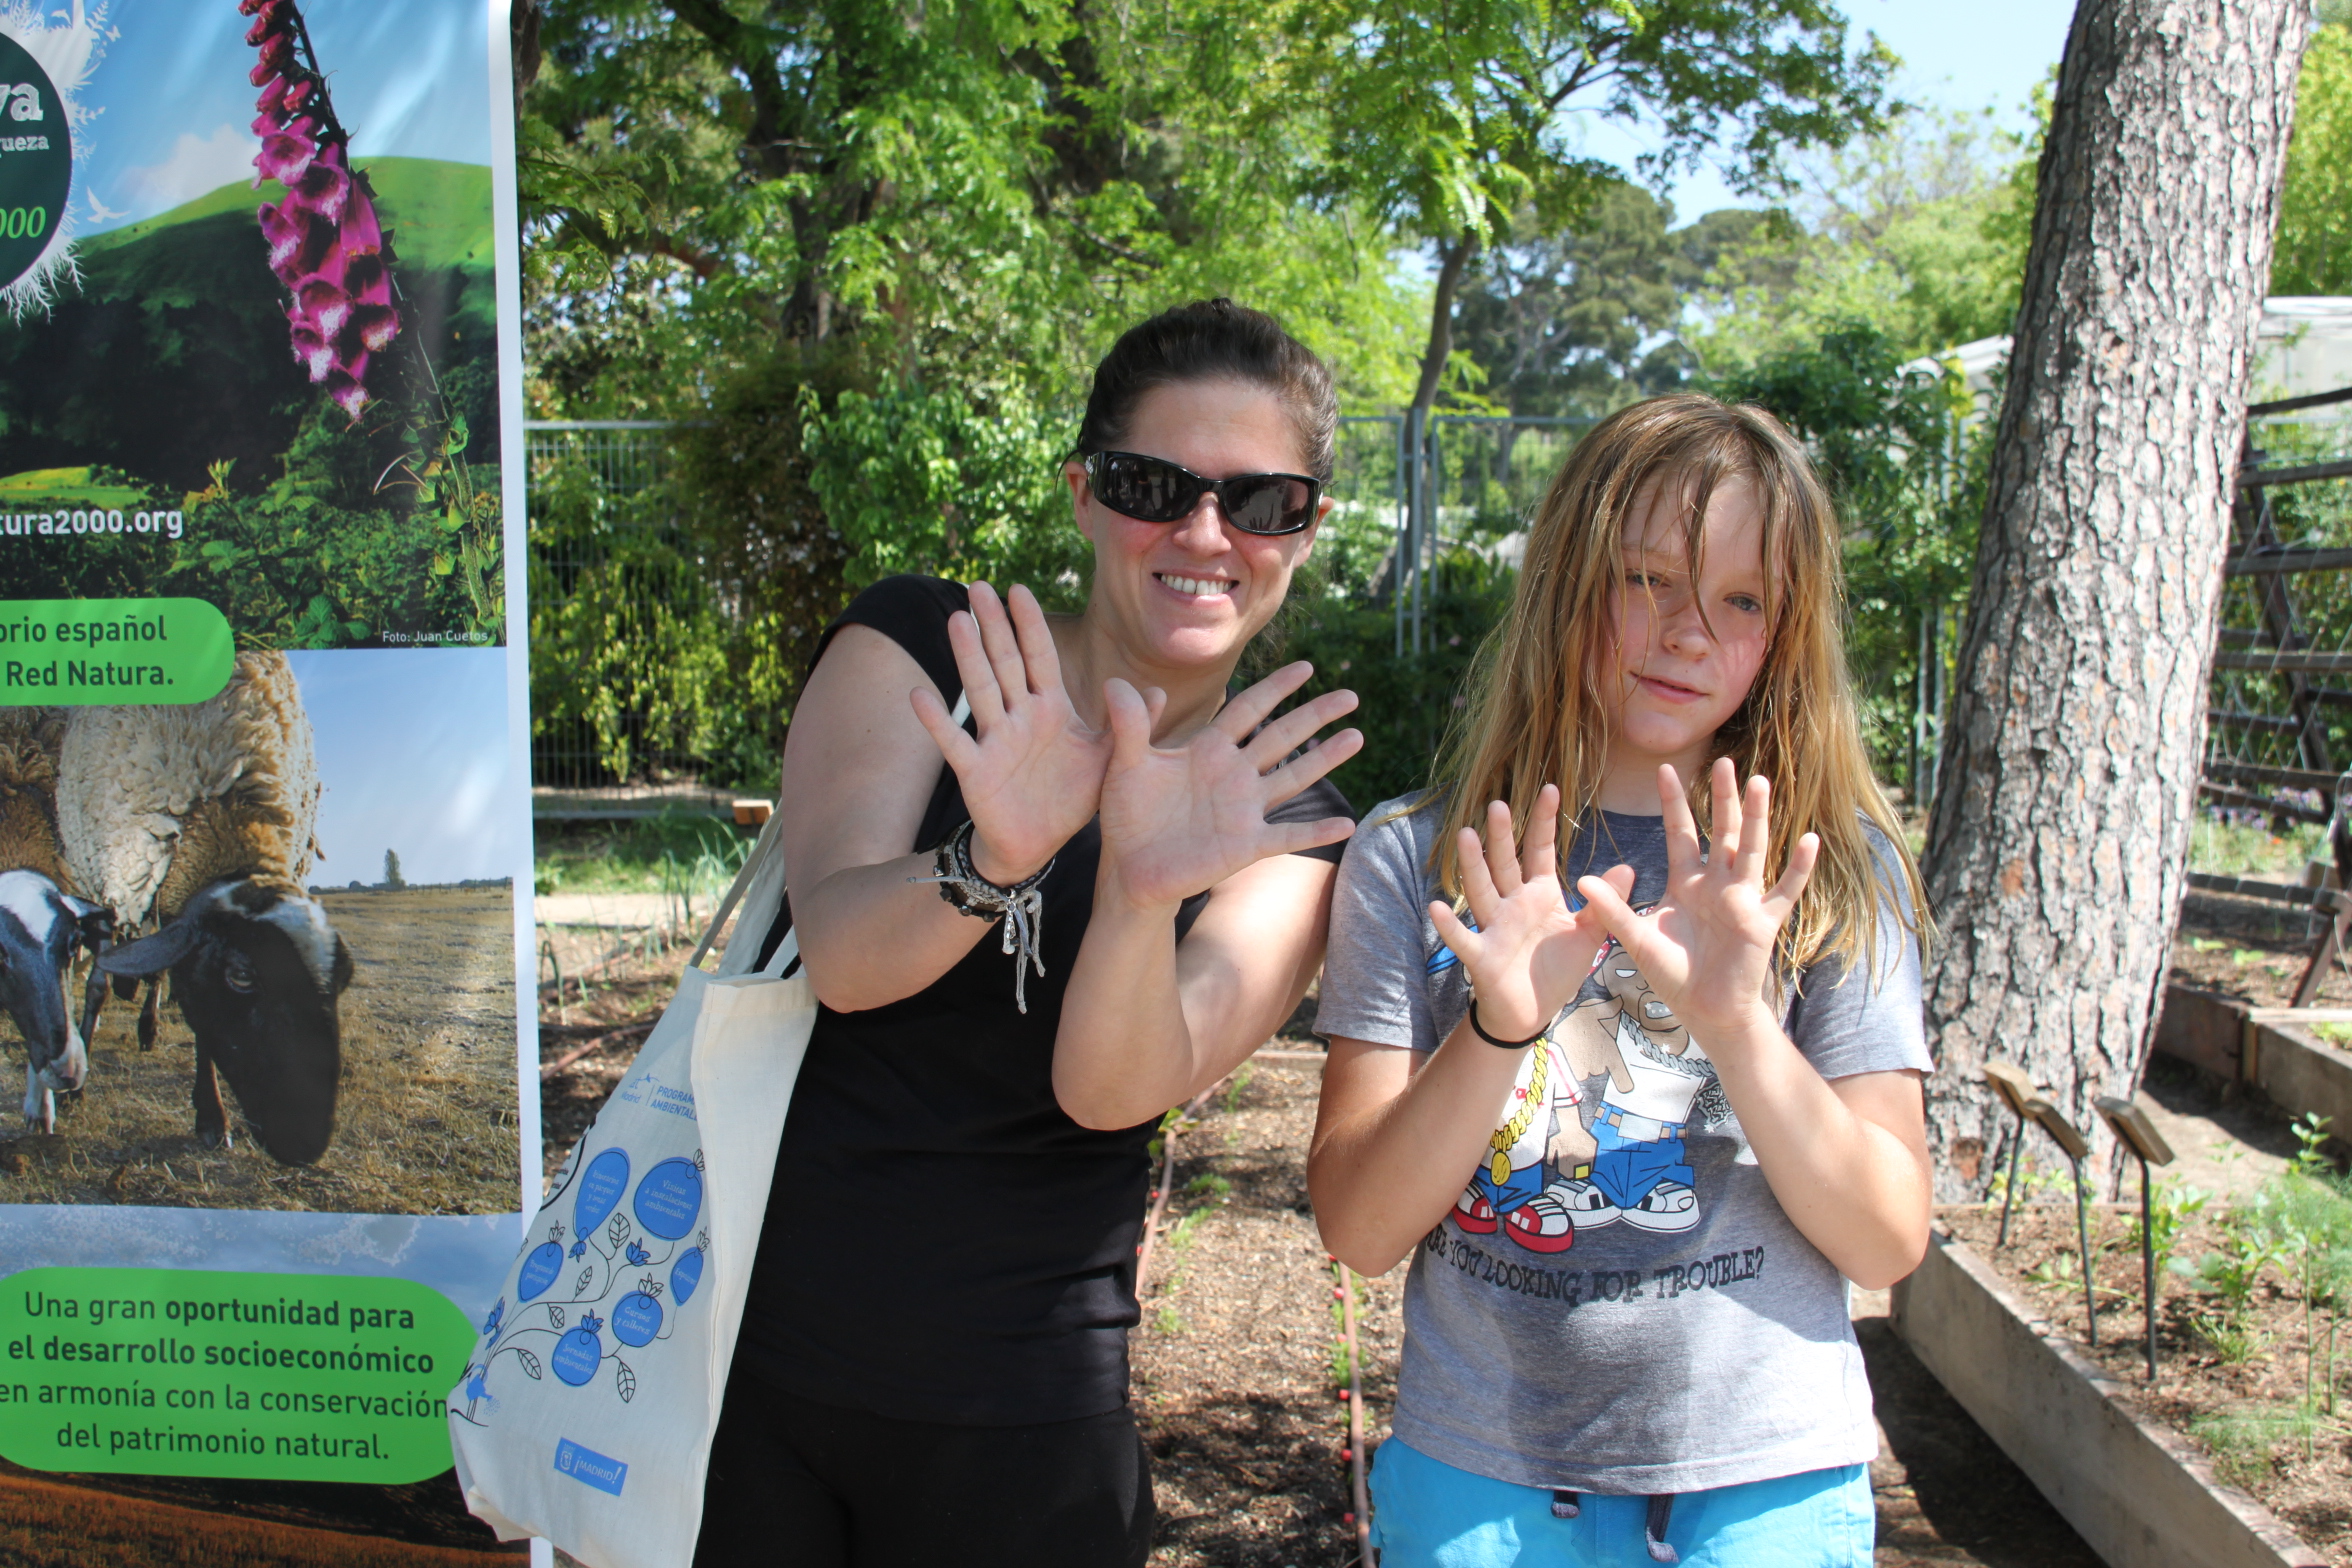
[
  {"xmin": 1888, "ymin": 1226, "xmax": 2325, "ymax": 1568},
  {"xmin": 2155, "ymin": 985, "xmax": 2352, "ymax": 1148}
]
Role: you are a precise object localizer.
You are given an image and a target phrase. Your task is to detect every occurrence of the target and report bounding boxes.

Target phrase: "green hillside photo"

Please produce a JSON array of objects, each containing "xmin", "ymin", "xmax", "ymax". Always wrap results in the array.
[{"xmin": 0, "ymin": 157, "xmax": 506, "ymax": 650}]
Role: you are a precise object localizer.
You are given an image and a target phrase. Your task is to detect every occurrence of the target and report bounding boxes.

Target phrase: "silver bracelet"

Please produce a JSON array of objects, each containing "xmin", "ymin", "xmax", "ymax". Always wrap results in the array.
[{"xmin": 908, "ymin": 819, "xmax": 1053, "ymax": 1013}]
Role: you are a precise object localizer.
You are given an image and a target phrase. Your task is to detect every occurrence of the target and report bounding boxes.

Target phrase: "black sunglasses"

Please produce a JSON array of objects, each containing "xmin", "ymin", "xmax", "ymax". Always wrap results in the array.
[{"xmin": 1083, "ymin": 451, "xmax": 1322, "ymax": 536}]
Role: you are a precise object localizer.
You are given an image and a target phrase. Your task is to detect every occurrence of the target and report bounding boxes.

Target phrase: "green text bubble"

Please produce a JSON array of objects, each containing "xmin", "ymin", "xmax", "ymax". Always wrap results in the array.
[
  {"xmin": 0, "ymin": 1267, "xmax": 471, "ymax": 1483},
  {"xmin": 0, "ymin": 599, "xmax": 233, "ymax": 705}
]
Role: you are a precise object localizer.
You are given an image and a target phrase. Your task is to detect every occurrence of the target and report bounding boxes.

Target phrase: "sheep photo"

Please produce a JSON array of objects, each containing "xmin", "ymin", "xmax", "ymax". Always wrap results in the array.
[{"xmin": 0, "ymin": 648, "xmax": 524, "ymax": 1214}]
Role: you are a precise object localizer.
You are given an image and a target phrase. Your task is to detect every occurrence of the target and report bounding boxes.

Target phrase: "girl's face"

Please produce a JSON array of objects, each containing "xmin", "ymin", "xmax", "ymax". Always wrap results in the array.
[
  {"xmin": 1066, "ymin": 377, "xmax": 1324, "ymax": 671},
  {"xmin": 1600, "ymin": 474, "xmax": 1774, "ymax": 789}
]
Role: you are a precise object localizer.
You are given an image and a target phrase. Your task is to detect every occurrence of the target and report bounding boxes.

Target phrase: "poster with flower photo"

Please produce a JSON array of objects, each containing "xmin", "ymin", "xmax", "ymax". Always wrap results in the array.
[{"xmin": 0, "ymin": 2, "xmax": 535, "ymax": 1563}]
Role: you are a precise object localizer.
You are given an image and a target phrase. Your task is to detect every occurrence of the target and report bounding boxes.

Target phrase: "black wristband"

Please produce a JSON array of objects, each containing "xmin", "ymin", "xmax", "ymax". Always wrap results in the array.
[{"xmin": 1468, "ymin": 998, "xmax": 1547, "ymax": 1050}]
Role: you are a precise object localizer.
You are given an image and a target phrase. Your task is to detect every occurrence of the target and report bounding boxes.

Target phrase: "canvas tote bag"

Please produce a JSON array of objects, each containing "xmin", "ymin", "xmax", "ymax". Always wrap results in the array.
[{"xmin": 447, "ymin": 795, "xmax": 815, "ymax": 1568}]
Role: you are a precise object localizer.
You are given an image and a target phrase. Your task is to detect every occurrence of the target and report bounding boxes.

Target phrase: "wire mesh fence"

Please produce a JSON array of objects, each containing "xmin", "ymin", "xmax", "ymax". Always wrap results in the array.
[
  {"xmin": 524, "ymin": 421, "xmax": 702, "ymax": 793},
  {"xmin": 521, "ymin": 409, "xmax": 1967, "ymax": 811}
]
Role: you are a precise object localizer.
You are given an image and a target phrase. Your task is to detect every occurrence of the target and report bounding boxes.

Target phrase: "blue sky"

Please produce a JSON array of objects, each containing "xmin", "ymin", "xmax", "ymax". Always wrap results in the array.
[
  {"xmin": 288, "ymin": 649, "xmax": 528, "ymax": 889},
  {"xmin": 1582, "ymin": 0, "xmax": 2076, "ymax": 220},
  {"xmin": 63, "ymin": 0, "xmax": 491, "ymax": 231}
]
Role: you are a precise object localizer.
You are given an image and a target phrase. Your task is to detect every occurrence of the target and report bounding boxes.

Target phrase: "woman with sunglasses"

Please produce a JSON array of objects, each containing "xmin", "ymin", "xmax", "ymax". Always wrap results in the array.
[{"xmin": 696, "ymin": 299, "xmax": 1363, "ymax": 1568}]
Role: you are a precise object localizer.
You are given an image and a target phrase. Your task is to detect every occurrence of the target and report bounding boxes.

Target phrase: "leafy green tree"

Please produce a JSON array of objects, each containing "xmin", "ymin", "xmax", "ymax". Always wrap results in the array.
[
  {"xmin": 1692, "ymin": 102, "xmax": 2037, "ymax": 368},
  {"xmin": 1704, "ymin": 322, "xmax": 1979, "ymax": 778},
  {"xmin": 1287, "ymin": 0, "xmax": 1896, "ymax": 426},
  {"xmin": 2273, "ymin": 18, "xmax": 2352, "ymax": 296},
  {"xmin": 1451, "ymin": 183, "xmax": 1692, "ymax": 419}
]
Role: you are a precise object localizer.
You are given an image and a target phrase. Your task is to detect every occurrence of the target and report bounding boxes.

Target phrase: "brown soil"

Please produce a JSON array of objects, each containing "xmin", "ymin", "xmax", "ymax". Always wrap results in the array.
[
  {"xmin": 2172, "ymin": 887, "xmax": 2352, "ymax": 1007},
  {"xmin": 0, "ymin": 886, "xmax": 521, "ymax": 1214},
  {"xmin": 1125, "ymin": 1047, "xmax": 2101, "ymax": 1568},
  {"xmin": 535, "ymin": 970, "xmax": 2108, "ymax": 1566},
  {"xmin": 1945, "ymin": 1203, "xmax": 2352, "ymax": 1564}
]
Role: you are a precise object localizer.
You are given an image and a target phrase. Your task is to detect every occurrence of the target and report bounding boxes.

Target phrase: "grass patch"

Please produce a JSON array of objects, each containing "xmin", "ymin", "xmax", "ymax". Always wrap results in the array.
[
  {"xmin": 533, "ymin": 813, "xmax": 755, "ymax": 898},
  {"xmin": 2190, "ymin": 814, "xmax": 2325, "ymax": 879}
]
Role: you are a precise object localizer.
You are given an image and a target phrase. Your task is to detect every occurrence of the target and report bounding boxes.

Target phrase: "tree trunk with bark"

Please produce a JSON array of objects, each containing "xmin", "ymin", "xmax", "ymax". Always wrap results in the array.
[{"xmin": 1920, "ymin": 0, "xmax": 2310, "ymax": 1201}]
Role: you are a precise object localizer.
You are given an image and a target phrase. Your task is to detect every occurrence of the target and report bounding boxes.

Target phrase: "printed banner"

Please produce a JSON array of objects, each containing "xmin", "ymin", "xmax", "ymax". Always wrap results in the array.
[{"xmin": 0, "ymin": 2, "xmax": 533, "ymax": 1561}]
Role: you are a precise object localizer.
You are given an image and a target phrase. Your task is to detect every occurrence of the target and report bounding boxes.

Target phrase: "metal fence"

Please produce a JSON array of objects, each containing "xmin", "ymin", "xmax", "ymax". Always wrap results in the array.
[
  {"xmin": 521, "ymin": 413, "xmax": 1601, "ymax": 798},
  {"xmin": 523, "ymin": 409, "xmax": 1977, "ymax": 806},
  {"xmin": 524, "ymin": 420, "xmax": 687, "ymax": 792}
]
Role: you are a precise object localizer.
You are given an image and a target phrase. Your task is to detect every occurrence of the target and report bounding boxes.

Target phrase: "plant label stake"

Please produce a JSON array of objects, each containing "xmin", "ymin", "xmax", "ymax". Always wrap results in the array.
[
  {"xmin": 1984, "ymin": 1060, "xmax": 2037, "ymax": 1247},
  {"xmin": 2026, "ymin": 1096, "xmax": 2097, "ymax": 1345},
  {"xmin": 2094, "ymin": 1094, "xmax": 2176, "ymax": 1381}
]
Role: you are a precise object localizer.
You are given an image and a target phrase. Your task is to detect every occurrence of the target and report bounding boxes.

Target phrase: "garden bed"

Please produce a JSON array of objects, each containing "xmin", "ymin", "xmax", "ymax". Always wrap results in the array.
[{"xmin": 1916, "ymin": 1196, "xmax": 2350, "ymax": 1564}]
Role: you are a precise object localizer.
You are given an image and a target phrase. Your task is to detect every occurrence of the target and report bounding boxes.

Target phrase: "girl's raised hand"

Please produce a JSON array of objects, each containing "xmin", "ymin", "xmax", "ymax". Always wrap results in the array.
[
  {"xmin": 1574, "ymin": 760, "xmax": 1819, "ymax": 1042},
  {"xmin": 1094, "ymin": 661, "xmax": 1360, "ymax": 909},
  {"xmin": 910, "ymin": 582, "xmax": 1127, "ymax": 882},
  {"xmin": 1429, "ymin": 785, "xmax": 1633, "ymax": 1043}
]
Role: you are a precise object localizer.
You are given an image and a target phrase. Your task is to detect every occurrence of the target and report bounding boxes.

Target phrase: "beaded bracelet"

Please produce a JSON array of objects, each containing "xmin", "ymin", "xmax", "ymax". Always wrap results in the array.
[{"xmin": 908, "ymin": 819, "xmax": 1054, "ymax": 1014}]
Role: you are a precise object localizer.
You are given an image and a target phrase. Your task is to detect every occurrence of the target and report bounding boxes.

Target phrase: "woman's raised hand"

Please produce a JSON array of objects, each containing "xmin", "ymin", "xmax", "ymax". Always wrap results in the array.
[
  {"xmin": 1094, "ymin": 661, "xmax": 1360, "ymax": 909},
  {"xmin": 1574, "ymin": 760, "xmax": 1819, "ymax": 1042},
  {"xmin": 910, "ymin": 582, "xmax": 1133, "ymax": 883},
  {"xmin": 1428, "ymin": 786, "xmax": 1633, "ymax": 1043}
]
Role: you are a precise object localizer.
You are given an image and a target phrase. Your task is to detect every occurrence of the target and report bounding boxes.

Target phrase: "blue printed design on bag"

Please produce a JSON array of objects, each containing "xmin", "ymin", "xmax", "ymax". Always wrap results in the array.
[
  {"xmin": 554, "ymin": 1437, "xmax": 628, "ymax": 1496},
  {"xmin": 552, "ymin": 1312, "xmax": 605, "ymax": 1386},
  {"xmin": 612, "ymin": 1290, "xmax": 662, "ymax": 1347},
  {"xmin": 576, "ymin": 1148, "xmax": 631, "ymax": 1235},
  {"xmin": 633, "ymin": 1157, "xmax": 703, "ymax": 1240},
  {"xmin": 458, "ymin": 1142, "xmax": 710, "ymax": 1426},
  {"xmin": 517, "ymin": 1243, "xmax": 562, "ymax": 1302}
]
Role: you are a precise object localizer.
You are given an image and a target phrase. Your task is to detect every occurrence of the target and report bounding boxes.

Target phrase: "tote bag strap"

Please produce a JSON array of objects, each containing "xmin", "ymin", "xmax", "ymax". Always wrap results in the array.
[{"xmin": 687, "ymin": 691, "xmax": 972, "ymax": 976}]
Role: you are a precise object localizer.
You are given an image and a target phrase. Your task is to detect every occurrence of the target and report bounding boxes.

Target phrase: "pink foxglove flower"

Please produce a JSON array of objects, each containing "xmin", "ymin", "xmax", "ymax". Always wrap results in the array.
[{"xmin": 242, "ymin": 0, "xmax": 400, "ymax": 421}]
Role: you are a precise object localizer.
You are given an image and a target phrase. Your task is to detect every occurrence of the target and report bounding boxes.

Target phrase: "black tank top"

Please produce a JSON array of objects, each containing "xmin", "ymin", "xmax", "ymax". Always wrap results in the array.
[{"xmin": 735, "ymin": 575, "xmax": 1352, "ymax": 1425}]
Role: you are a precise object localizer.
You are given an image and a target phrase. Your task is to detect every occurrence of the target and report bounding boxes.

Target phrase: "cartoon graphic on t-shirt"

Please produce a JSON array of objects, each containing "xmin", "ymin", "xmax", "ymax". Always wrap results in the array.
[
  {"xmin": 1537, "ymin": 933, "xmax": 1734, "ymax": 1233},
  {"xmin": 1433, "ymin": 928, "xmax": 1597, "ymax": 1253},
  {"xmin": 1452, "ymin": 1032, "xmax": 1596, "ymax": 1252}
]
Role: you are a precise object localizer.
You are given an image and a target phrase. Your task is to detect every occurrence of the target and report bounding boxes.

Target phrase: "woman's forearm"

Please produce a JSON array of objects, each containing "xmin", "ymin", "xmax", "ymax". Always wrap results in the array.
[
  {"xmin": 1704, "ymin": 1011, "xmax": 1930, "ymax": 1288},
  {"xmin": 1054, "ymin": 855, "xmax": 1332, "ymax": 1130},
  {"xmin": 792, "ymin": 847, "xmax": 1006, "ymax": 1013},
  {"xmin": 1052, "ymin": 880, "xmax": 1195, "ymax": 1129},
  {"xmin": 1308, "ymin": 1028, "xmax": 1530, "ymax": 1276}
]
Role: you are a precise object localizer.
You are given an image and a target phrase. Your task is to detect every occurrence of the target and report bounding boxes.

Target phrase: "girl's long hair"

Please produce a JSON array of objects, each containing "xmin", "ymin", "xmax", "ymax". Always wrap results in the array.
[{"xmin": 1426, "ymin": 393, "xmax": 1929, "ymax": 981}]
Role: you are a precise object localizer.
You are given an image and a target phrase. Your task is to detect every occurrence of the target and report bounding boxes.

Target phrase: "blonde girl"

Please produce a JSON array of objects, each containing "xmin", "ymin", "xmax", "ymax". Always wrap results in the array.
[{"xmin": 1308, "ymin": 394, "xmax": 1931, "ymax": 1568}]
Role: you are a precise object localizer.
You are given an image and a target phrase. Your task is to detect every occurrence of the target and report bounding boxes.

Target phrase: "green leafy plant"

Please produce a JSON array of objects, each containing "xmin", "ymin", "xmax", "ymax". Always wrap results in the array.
[{"xmin": 2137, "ymin": 1179, "xmax": 2210, "ymax": 1282}]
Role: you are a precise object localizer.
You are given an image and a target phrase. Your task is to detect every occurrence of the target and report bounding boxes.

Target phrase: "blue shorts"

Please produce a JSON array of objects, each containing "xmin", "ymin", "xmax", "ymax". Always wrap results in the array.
[{"xmin": 1368, "ymin": 1436, "xmax": 1872, "ymax": 1568}]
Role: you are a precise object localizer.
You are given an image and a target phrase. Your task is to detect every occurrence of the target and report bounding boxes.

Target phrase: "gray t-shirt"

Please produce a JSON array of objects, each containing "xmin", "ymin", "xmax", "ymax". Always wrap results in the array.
[{"xmin": 1316, "ymin": 795, "xmax": 1930, "ymax": 1495}]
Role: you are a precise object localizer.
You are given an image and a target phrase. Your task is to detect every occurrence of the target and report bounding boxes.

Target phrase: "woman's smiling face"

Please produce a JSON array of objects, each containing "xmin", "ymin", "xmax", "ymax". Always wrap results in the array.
[
  {"xmin": 1601, "ymin": 473, "xmax": 1774, "ymax": 786},
  {"xmin": 1067, "ymin": 377, "xmax": 1322, "ymax": 671}
]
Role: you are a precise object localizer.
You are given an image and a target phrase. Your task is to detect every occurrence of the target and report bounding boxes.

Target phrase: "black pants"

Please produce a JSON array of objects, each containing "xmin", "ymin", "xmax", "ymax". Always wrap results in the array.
[{"xmin": 693, "ymin": 1367, "xmax": 1155, "ymax": 1568}]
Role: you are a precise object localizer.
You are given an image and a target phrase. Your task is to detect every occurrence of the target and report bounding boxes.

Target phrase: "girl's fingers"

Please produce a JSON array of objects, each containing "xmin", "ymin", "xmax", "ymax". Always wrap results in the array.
[
  {"xmin": 1573, "ymin": 872, "xmax": 1648, "ymax": 951},
  {"xmin": 910, "ymin": 685, "xmax": 981, "ymax": 772},
  {"xmin": 968, "ymin": 581, "xmax": 1032, "ymax": 704},
  {"xmin": 1214, "ymin": 661, "xmax": 1315, "ymax": 742},
  {"xmin": 1484, "ymin": 800, "xmax": 1525, "ymax": 898},
  {"xmin": 1143, "ymin": 685, "xmax": 1169, "ymax": 733},
  {"xmin": 945, "ymin": 609, "xmax": 1007, "ymax": 728},
  {"xmin": 1429, "ymin": 900, "xmax": 1483, "ymax": 969},
  {"xmin": 1520, "ymin": 783, "xmax": 1562, "ymax": 884},
  {"xmin": 1456, "ymin": 825, "xmax": 1504, "ymax": 928},
  {"xmin": 1006, "ymin": 584, "xmax": 1064, "ymax": 696},
  {"xmin": 1732, "ymin": 774, "xmax": 1772, "ymax": 885},
  {"xmin": 1260, "ymin": 729, "xmax": 1363, "ymax": 809},
  {"xmin": 1708, "ymin": 758, "xmax": 1742, "ymax": 873},
  {"xmin": 1765, "ymin": 830, "xmax": 1822, "ymax": 916},
  {"xmin": 1657, "ymin": 764, "xmax": 1704, "ymax": 870},
  {"xmin": 1240, "ymin": 687, "xmax": 1360, "ymax": 767}
]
